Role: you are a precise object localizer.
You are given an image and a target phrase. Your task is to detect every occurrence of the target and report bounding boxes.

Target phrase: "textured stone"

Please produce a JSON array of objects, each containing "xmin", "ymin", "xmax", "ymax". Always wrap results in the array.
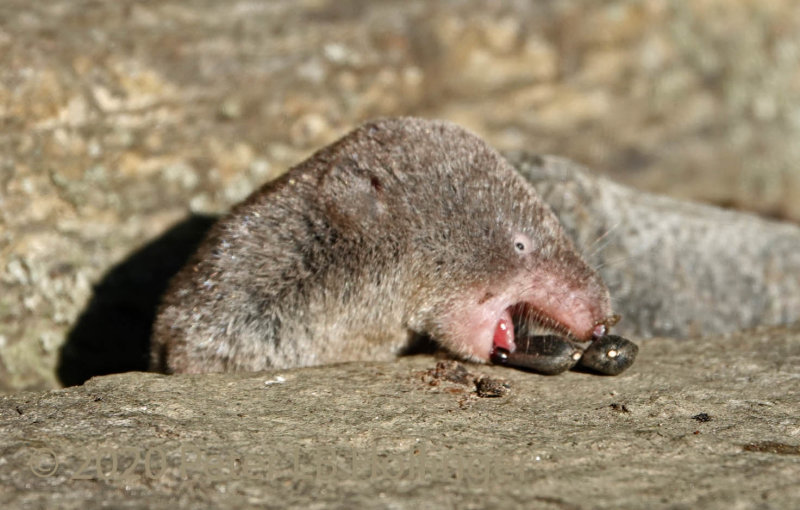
[{"xmin": 2, "ymin": 327, "xmax": 799, "ymax": 508}]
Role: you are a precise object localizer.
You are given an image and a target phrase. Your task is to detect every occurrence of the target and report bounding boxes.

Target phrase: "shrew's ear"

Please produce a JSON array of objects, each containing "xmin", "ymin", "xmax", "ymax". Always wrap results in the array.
[{"xmin": 320, "ymin": 157, "xmax": 387, "ymax": 231}]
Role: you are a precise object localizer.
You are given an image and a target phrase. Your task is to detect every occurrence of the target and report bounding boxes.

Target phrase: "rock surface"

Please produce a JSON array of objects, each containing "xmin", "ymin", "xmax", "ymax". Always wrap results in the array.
[{"xmin": 2, "ymin": 326, "xmax": 799, "ymax": 509}]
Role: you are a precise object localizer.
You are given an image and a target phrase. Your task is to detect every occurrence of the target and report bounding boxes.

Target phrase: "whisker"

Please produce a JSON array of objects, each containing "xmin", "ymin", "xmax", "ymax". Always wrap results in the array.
[
  {"xmin": 593, "ymin": 248, "xmax": 653, "ymax": 271},
  {"xmin": 583, "ymin": 221, "xmax": 621, "ymax": 260}
]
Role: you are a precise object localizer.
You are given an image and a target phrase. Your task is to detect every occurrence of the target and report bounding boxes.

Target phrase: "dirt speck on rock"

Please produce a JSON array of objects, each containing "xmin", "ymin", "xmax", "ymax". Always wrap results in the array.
[{"xmin": 421, "ymin": 360, "xmax": 511, "ymax": 398}]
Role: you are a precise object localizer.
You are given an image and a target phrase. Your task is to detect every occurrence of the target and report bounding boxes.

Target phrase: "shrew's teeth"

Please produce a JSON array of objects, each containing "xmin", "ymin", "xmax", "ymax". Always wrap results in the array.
[{"xmin": 511, "ymin": 304, "xmax": 572, "ymax": 340}]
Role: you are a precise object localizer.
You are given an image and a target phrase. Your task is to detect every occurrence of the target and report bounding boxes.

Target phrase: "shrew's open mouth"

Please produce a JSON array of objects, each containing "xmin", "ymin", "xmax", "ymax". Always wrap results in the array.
[{"xmin": 492, "ymin": 302, "xmax": 577, "ymax": 354}]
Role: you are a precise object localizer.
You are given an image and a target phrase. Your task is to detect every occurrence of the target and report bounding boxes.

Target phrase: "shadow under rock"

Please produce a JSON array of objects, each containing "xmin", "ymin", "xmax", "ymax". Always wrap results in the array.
[{"xmin": 57, "ymin": 214, "xmax": 217, "ymax": 387}]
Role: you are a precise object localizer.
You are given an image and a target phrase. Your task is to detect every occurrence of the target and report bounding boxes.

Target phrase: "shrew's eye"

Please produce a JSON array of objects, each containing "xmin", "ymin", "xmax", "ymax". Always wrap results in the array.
[{"xmin": 513, "ymin": 233, "xmax": 533, "ymax": 255}]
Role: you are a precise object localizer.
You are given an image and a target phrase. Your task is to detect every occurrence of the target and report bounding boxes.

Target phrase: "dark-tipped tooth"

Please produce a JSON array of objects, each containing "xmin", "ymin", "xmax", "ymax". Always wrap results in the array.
[
  {"xmin": 503, "ymin": 335, "xmax": 582, "ymax": 375},
  {"xmin": 578, "ymin": 335, "xmax": 638, "ymax": 376},
  {"xmin": 490, "ymin": 347, "xmax": 510, "ymax": 365}
]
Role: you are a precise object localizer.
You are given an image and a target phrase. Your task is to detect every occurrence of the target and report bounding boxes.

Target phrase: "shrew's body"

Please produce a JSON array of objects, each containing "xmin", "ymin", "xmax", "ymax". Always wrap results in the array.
[{"xmin": 151, "ymin": 118, "xmax": 613, "ymax": 374}]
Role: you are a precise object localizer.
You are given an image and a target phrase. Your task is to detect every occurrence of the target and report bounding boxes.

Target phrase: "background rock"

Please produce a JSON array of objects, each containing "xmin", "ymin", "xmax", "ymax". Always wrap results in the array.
[{"xmin": 511, "ymin": 154, "xmax": 800, "ymax": 339}]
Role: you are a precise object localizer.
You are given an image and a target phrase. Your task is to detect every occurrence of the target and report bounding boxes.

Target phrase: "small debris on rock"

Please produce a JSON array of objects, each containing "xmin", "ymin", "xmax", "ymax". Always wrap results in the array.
[
  {"xmin": 423, "ymin": 360, "xmax": 473, "ymax": 386},
  {"xmin": 692, "ymin": 412, "xmax": 711, "ymax": 423},
  {"xmin": 475, "ymin": 375, "xmax": 511, "ymax": 398},
  {"xmin": 742, "ymin": 441, "xmax": 800, "ymax": 455},
  {"xmin": 264, "ymin": 375, "xmax": 286, "ymax": 386},
  {"xmin": 421, "ymin": 361, "xmax": 511, "ymax": 398},
  {"xmin": 610, "ymin": 403, "xmax": 630, "ymax": 413}
]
